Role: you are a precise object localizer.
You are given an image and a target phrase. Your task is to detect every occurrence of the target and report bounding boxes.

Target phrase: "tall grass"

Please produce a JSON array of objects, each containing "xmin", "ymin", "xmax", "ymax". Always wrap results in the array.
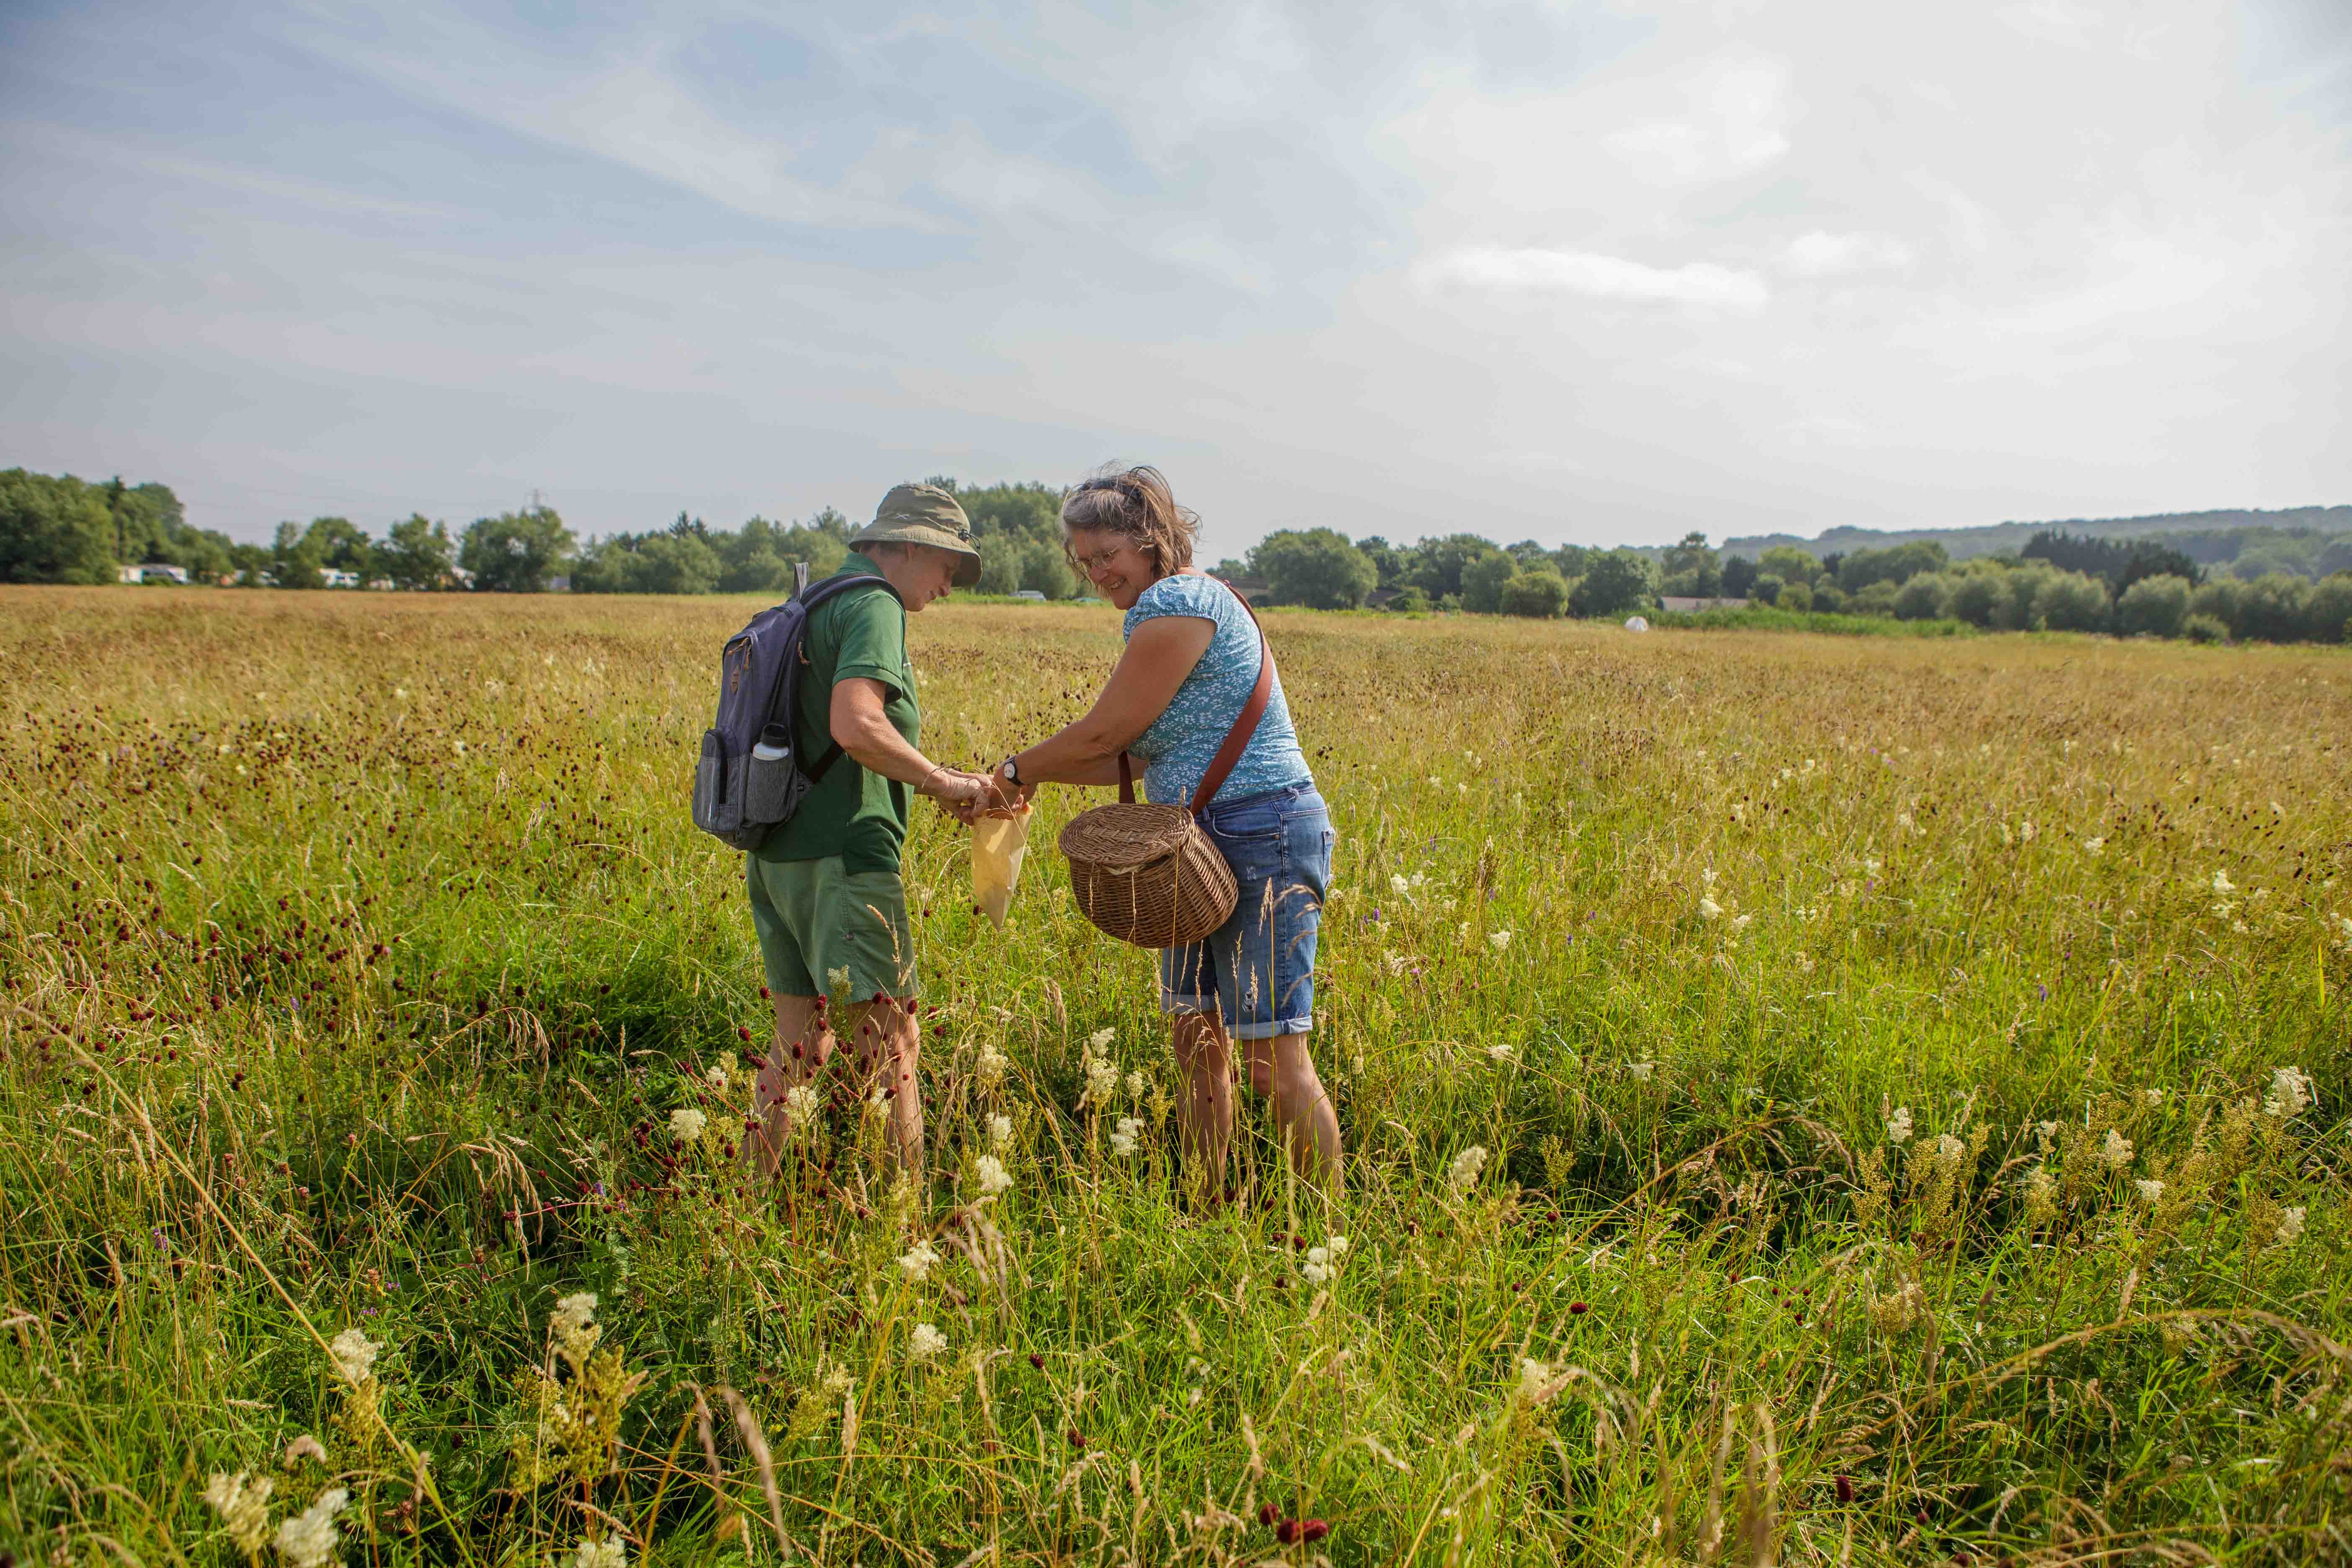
[{"xmin": 1, "ymin": 586, "xmax": 2346, "ymax": 1565}]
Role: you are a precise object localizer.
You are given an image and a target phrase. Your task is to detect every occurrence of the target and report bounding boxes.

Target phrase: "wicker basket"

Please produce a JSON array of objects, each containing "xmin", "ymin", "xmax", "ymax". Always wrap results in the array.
[
  {"xmin": 1057, "ymin": 800, "xmax": 1237, "ymax": 948},
  {"xmin": 1056, "ymin": 579, "xmax": 1274, "ymax": 950}
]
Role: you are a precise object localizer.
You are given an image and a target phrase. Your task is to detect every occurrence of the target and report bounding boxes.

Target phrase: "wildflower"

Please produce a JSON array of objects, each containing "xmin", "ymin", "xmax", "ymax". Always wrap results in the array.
[
  {"xmin": 2035, "ymin": 1120, "xmax": 2058, "ymax": 1150},
  {"xmin": 907, "ymin": 1322, "xmax": 947, "ymax": 1363},
  {"xmin": 2264, "ymin": 1066, "xmax": 2314, "ymax": 1119},
  {"xmin": 897, "ymin": 1240, "xmax": 939, "ymax": 1282},
  {"xmin": 452, "ymin": 739, "xmax": 467, "ymax": 756},
  {"xmin": 281, "ymin": 1435, "xmax": 328, "ymax": 1469},
  {"xmin": 974, "ymin": 1155, "xmax": 1013, "ymax": 1195},
  {"xmin": 1486, "ymin": 1043, "xmax": 1514, "ymax": 1063},
  {"xmin": 1447, "ymin": 1145, "xmax": 1488, "ymax": 1197},
  {"xmin": 2211, "ymin": 869, "xmax": 2236, "ymax": 896},
  {"xmin": 2017, "ymin": 822, "xmax": 2035, "ymax": 843},
  {"xmin": 1488, "ymin": 929, "xmax": 1512, "ymax": 953},
  {"xmin": 1730, "ymin": 913, "xmax": 1752, "ymax": 932},
  {"xmin": 1124, "ymin": 1069, "xmax": 1147, "ymax": 1101},
  {"xmin": 975, "ymin": 1043, "xmax": 1009, "ymax": 1093},
  {"xmin": 986, "ymin": 1113, "xmax": 1012, "ymax": 1149},
  {"xmin": 1885, "ymin": 1107, "xmax": 1913, "ymax": 1145},
  {"xmin": 2275, "ymin": 1206, "xmax": 2306, "ymax": 1248},
  {"xmin": 1627, "ymin": 1061, "xmax": 1654, "ymax": 1081},
  {"xmin": 1302, "ymin": 1246, "xmax": 1333, "ymax": 1285},
  {"xmin": 825, "ymin": 964, "xmax": 851, "ymax": 996},
  {"xmin": 1088, "ymin": 1026, "xmax": 1115, "ymax": 1050},
  {"xmin": 703, "ymin": 1063, "xmax": 730, "ymax": 1091},
  {"xmin": 2019, "ymin": 1165, "xmax": 2058, "ymax": 1225},
  {"xmin": 549, "ymin": 1292, "xmax": 599, "ymax": 1358},
  {"xmin": 272, "ymin": 1487, "xmax": 349, "ymax": 1568},
  {"xmin": 566, "ymin": 1538, "xmax": 625, "ymax": 1568},
  {"xmin": 1697, "ymin": 896, "xmax": 1724, "ymax": 920},
  {"xmin": 1933, "ymin": 1132, "xmax": 1964, "ymax": 1161},
  {"xmin": 326, "ymin": 1328, "xmax": 378, "ymax": 1386},
  {"xmin": 1390, "ymin": 874, "xmax": 1411, "ymax": 897},
  {"xmin": 783, "ymin": 1084, "xmax": 820, "ymax": 1125},
  {"xmin": 2140, "ymin": 1088, "xmax": 2163, "ymax": 1108},
  {"xmin": 2082, "ymin": 837, "xmax": 2105, "ymax": 855},
  {"xmin": 668, "ymin": 1107, "xmax": 707, "ymax": 1142},
  {"xmin": 2102, "ymin": 1128, "xmax": 2133, "ymax": 1169},
  {"xmin": 1519, "ymin": 1357, "xmax": 1560, "ymax": 1405},
  {"xmin": 1109, "ymin": 1116, "xmax": 1141, "ymax": 1158},
  {"xmin": 204, "ymin": 1472, "xmax": 275, "ymax": 1557}
]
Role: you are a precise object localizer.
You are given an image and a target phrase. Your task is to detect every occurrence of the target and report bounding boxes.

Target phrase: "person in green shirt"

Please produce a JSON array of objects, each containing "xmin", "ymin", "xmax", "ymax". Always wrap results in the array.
[{"xmin": 748, "ymin": 483, "xmax": 995, "ymax": 1179}]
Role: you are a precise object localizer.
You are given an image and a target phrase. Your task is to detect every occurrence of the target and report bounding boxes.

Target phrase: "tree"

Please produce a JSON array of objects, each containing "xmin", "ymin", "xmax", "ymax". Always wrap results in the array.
[
  {"xmin": 1659, "ymin": 531, "xmax": 1723, "ymax": 598},
  {"xmin": 1505, "ymin": 539, "xmax": 1553, "ymax": 567},
  {"xmin": 632, "ymin": 531, "xmax": 722, "ymax": 595},
  {"xmin": 461, "ymin": 505, "xmax": 574, "ymax": 592},
  {"xmin": 1893, "ymin": 573, "xmax": 1952, "ymax": 621},
  {"xmin": 1721, "ymin": 554, "xmax": 1759, "ymax": 598},
  {"xmin": 1354, "ymin": 536, "xmax": 1405, "ymax": 588},
  {"xmin": 1019, "ymin": 536, "xmax": 1078, "ymax": 599},
  {"xmin": 1252, "ymin": 528, "xmax": 1376, "ymax": 609},
  {"xmin": 2234, "ymin": 573, "xmax": 2312, "ymax": 643},
  {"xmin": 0, "ymin": 469, "xmax": 116, "ymax": 583},
  {"xmin": 1461, "ymin": 550, "xmax": 1516, "ymax": 613},
  {"xmin": 1549, "ymin": 543, "xmax": 1591, "ymax": 579},
  {"xmin": 271, "ymin": 521, "xmax": 324, "ymax": 589},
  {"xmin": 1837, "ymin": 541, "xmax": 1947, "ymax": 593},
  {"xmin": 1569, "ymin": 549, "xmax": 1656, "ymax": 618},
  {"xmin": 2116, "ymin": 574, "xmax": 2191, "ymax": 637},
  {"xmin": 1756, "ymin": 545, "xmax": 1821, "ymax": 586},
  {"xmin": 379, "ymin": 514, "xmax": 454, "ymax": 590},
  {"xmin": 2305, "ymin": 573, "xmax": 2352, "ymax": 643},
  {"xmin": 1407, "ymin": 535, "xmax": 1505, "ymax": 601},
  {"xmin": 959, "ymin": 482, "xmax": 1062, "ymax": 544},
  {"xmin": 1499, "ymin": 567, "xmax": 1568, "ymax": 618},
  {"xmin": 976, "ymin": 536, "xmax": 1023, "ymax": 595},
  {"xmin": 2032, "ymin": 570, "xmax": 2111, "ymax": 632},
  {"xmin": 303, "ymin": 516, "xmax": 374, "ymax": 576}
]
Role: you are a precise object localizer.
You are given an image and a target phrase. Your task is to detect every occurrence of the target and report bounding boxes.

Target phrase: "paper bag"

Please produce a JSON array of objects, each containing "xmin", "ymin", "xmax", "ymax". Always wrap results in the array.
[{"xmin": 971, "ymin": 805, "xmax": 1032, "ymax": 931}]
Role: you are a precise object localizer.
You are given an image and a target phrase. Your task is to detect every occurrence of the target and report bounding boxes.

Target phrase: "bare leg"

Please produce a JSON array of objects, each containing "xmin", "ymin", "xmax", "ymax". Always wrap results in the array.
[
  {"xmin": 1242, "ymin": 1031, "xmax": 1341, "ymax": 1191},
  {"xmin": 1173, "ymin": 1011, "xmax": 1235, "ymax": 1199},
  {"xmin": 753, "ymin": 994, "xmax": 833, "ymax": 1176},
  {"xmin": 837, "ymin": 997, "xmax": 924, "ymax": 1178}
]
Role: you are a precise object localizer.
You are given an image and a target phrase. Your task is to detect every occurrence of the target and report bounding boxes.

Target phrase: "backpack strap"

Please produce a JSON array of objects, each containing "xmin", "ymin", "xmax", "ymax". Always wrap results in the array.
[{"xmin": 1186, "ymin": 582, "xmax": 1274, "ymax": 818}]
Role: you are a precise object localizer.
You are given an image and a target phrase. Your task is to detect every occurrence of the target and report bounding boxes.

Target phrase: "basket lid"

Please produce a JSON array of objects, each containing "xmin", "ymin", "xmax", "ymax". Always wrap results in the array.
[{"xmin": 1057, "ymin": 801, "xmax": 1196, "ymax": 867}]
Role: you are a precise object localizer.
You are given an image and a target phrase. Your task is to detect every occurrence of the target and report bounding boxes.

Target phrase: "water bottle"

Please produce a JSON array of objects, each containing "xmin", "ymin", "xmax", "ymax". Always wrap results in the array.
[
  {"xmin": 746, "ymin": 723, "xmax": 793, "ymax": 821},
  {"xmin": 752, "ymin": 724, "xmax": 791, "ymax": 763}
]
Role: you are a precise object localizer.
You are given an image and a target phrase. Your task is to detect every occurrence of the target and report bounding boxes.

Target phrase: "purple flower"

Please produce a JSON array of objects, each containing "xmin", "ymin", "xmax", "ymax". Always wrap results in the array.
[{"xmin": 2037, "ymin": 983, "xmax": 2048, "ymax": 1000}]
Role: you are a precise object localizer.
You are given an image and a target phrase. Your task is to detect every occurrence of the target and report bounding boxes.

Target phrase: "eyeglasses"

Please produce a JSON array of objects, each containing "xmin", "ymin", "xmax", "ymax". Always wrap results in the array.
[{"xmin": 1072, "ymin": 543, "xmax": 1127, "ymax": 575}]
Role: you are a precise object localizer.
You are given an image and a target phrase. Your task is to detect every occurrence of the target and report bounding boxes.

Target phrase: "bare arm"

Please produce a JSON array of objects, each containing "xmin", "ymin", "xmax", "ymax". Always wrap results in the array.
[
  {"xmin": 1007, "ymin": 616, "xmax": 1214, "ymax": 789},
  {"xmin": 830, "ymin": 678, "xmax": 989, "ymax": 806}
]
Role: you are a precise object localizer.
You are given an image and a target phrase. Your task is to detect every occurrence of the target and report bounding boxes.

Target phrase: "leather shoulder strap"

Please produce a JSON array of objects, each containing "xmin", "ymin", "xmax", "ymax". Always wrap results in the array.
[{"xmin": 1189, "ymin": 582, "xmax": 1274, "ymax": 817}]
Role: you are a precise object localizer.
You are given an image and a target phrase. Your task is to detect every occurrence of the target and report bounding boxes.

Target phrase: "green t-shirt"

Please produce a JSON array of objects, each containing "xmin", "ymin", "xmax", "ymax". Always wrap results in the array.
[{"xmin": 753, "ymin": 554, "xmax": 918, "ymax": 875}]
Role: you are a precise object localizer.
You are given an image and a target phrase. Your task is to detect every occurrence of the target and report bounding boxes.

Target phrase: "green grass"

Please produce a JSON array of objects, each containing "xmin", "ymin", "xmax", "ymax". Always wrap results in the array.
[{"xmin": 1, "ymin": 587, "xmax": 2347, "ymax": 1566}]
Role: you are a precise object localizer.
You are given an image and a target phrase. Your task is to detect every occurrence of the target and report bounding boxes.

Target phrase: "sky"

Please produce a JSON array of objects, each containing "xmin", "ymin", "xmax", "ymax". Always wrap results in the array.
[{"xmin": 3, "ymin": 0, "xmax": 2349, "ymax": 559}]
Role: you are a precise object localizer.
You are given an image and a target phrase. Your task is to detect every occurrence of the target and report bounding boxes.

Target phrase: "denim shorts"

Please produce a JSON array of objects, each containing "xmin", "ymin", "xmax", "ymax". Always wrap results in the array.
[{"xmin": 1161, "ymin": 781, "xmax": 1331, "ymax": 1039}]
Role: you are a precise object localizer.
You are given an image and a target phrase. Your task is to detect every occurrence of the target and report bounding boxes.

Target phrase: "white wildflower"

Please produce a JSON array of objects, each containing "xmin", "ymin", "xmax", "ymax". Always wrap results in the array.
[
  {"xmin": 1486, "ymin": 1043, "xmax": 1514, "ymax": 1063},
  {"xmin": 704, "ymin": 1063, "xmax": 730, "ymax": 1092},
  {"xmin": 1627, "ymin": 1061, "xmax": 1655, "ymax": 1081},
  {"xmin": 282, "ymin": 1434, "xmax": 328, "ymax": 1469},
  {"xmin": 1519, "ymin": 1358, "xmax": 1560, "ymax": 1405},
  {"xmin": 783, "ymin": 1084, "xmax": 820, "ymax": 1127},
  {"xmin": 2019, "ymin": 1166, "xmax": 2056, "ymax": 1204},
  {"xmin": 2210, "ymin": 868, "xmax": 2235, "ymax": 895},
  {"xmin": 1390, "ymin": 874, "xmax": 1411, "ymax": 897},
  {"xmin": 1088, "ymin": 1026, "xmax": 1115, "ymax": 1050},
  {"xmin": 1697, "ymin": 896, "xmax": 1724, "ymax": 921},
  {"xmin": 668, "ymin": 1107, "xmax": 707, "ymax": 1142},
  {"xmin": 566, "ymin": 1537, "xmax": 626, "ymax": 1568},
  {"xmin": 1488, "ymin": 929, "xmax": 1512, "ymax": 953},
  {"xmin": 204, "ymin": 1472, "xmax": 275, "ymax": 1556},
  {"xmin": 987, "ymin": 1113, "xmax": 1013, "ymax": 1150},
  {"xmin": 974, "ymin": 1155, "xmax": 1013, "ymax": 1196},
  {"xmin": 551, "ymin": 1292, "xmax": 597, "ymax": 1336},
  {"xmin": 2017, "ymin": 821, "xmax": 2034, "ymax": 843},
  {"xmin": 1730, "ymin": 913, "xmax": 1752, "ymax": 932},
  {"xmin": 272, "ymin": 1487, "xmax": 349, "ymax": 1568},
  {"xmin": 1124, "ymin": 1069, "xmax": 1147, "ymax": 1101},
  {"xmin": 326, "ymin": 1328, "xmax": 378, "ymax": 1386},
  {"xmin": 897, "ymin": 1240, "xmax": 939, "ymax": 1282},
  {"xmin": 907, "ymin": 1322, "xmax": 946, "ymax": 1363},
  {"xmin": 2082, "ymin": 837, "xmax": 2105, "ymax": 856},
  {"xmin": 1447, "ymin": 1145, "xmax": 1488, "ymax": 1197},
  {"xmin": 1109, "ymin": 1116, "xmax": 1142, "ymax": 1158},
  {"xmin": 2102, "ymin": 1128, "xmax": 2133, "ymax": 1169},
  {"xmin": 2264, "ymin": 1066, "xmax": 2314, "ymax": 1119},
  {"xmin": 975, "ymin": 1043, "xmax": 1009, "ymax": 1093},
  {"xmin": 1885, "ymin": 1107, "xmax": 1913, "ymax": 1145},
  {"xmin": 2275, "ymin": 1206, "xmax": 2306, "ymax": 1248},
  {"xmin": 2035, "ymin": 1120, "xmax": 2059, "ymax": 1150},
  {"xmin": 1934, "ymin": 1132, "xmax": 1964, "ymax": 1160},
  {"xmin": 1301, "ymin": 1246, "xmax": 1332, "ymax": 1285},
  {"xmin": 2140, "ymin": 1088, "xmax": 2163, "ymax": 1108},
  {"xmin": 2135, "ymin": 1179, "xmax": 2165, "ymax": 1205}
]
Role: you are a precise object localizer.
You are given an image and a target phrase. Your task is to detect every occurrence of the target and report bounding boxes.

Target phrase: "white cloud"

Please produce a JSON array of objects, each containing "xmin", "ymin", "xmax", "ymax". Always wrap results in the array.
[
  {"xmin": 1421, "ymin": 248, "xmax": 1769, "ymax": 311},
  {"xmin": 1602, "ymin": 58, "xmax": 1792, "ymax": 184},
  {"xmin": 1779, "ymin": 231, "xmax": 1918, "ymax": 278}
]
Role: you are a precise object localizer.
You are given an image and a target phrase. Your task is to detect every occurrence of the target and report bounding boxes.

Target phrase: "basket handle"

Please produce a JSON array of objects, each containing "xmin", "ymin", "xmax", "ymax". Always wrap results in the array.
[{"xmin": 1188, "ymin": 584, "xmax": 1274, "ymax": 819}]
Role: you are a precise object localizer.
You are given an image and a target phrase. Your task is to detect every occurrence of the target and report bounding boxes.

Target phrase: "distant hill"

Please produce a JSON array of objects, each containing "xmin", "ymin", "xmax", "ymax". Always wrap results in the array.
[{"xmin": 1723, "ymin": 505, "xmax": 2352, "ymax": 563}]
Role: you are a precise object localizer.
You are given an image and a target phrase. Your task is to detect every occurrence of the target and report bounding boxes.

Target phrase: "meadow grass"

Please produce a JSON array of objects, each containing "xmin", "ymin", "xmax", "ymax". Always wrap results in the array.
[{"xmin": 1, "ymin": 585, "xmax": 2347, "ymax": 1567}]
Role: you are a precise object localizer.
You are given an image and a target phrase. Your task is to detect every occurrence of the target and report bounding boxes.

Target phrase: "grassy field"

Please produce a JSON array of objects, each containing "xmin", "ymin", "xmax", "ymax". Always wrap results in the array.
[{"xmin": 2, "ymin": 586, "xmax": 2348, "ymax": 1567}]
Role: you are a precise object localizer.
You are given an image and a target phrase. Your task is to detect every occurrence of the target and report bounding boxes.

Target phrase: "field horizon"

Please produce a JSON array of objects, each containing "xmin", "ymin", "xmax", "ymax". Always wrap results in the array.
[{"xmin": 3, "ymin": 586, "xmax": 2347, "ymax": 1566}]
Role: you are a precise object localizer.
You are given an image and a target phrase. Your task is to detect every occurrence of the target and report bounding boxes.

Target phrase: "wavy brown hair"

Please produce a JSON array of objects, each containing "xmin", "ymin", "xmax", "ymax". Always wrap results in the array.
[{"xmin": 1060, "ymin": 465, "xmax": 1198, "ymax": 579}]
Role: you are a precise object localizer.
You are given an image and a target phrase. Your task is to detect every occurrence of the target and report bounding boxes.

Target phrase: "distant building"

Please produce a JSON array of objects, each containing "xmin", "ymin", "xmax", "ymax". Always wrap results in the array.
[
  {"xmin": 1012, "ymin": 588, "xmax": 1046, "ymax": 602},
  {"xmin": 120, "ymin": 563, "xmax": 190, "ymax": 585},
  {"xmin": 320, "ymin": 568, "xmax": 361, "ymax": 588},
  {"xmin": 1660, "ymin": 596, "xmax": 1750, "ymax": 614}
]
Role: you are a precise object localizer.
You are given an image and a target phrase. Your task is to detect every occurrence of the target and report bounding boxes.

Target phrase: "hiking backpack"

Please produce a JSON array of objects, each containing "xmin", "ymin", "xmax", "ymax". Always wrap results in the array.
[{"xmin": 691, "ymin": 568, "xmax": 904, "ymax": 852}]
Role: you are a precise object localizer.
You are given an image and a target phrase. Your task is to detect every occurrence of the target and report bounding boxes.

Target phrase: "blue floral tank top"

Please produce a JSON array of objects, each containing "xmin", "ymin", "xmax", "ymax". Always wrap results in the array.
[{"xmin": 1122, "ymin": 573, "xmax": 1312, "ymax": 807}]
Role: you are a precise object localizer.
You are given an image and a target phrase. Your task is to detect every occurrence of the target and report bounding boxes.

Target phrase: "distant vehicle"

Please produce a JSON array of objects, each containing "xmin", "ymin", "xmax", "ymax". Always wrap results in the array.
[{"xmin": 1012, "ymin": 589, "xmax": 1047, "ymax": 602}]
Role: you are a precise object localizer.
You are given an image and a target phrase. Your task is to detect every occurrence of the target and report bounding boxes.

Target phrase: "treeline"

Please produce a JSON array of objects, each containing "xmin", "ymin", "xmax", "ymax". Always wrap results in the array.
[{"xmin": 0, "ymin": 467, "xmax": 571, "ymax": 591}]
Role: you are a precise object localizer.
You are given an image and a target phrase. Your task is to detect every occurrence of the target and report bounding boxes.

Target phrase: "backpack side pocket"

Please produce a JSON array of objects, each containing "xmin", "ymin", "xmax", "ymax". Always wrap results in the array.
[{"xmin": 692, "ymin": 727, "xmax": 732, "ymax": 837}]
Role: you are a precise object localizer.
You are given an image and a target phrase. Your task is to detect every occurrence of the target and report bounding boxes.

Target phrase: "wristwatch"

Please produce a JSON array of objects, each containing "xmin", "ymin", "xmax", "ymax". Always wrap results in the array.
[{"xmin": 998, "ymin": 755, "xmax": 1023, "ymax": 787}]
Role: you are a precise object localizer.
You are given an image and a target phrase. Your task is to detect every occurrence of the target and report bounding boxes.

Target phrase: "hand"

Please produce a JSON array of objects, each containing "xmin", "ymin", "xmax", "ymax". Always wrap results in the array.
[{"xmin": 920, "ymin": 767, "xmax": 995, "ymax": 817}]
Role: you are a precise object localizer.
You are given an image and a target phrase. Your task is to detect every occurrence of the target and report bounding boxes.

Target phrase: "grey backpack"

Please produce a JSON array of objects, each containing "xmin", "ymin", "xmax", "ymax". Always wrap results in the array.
[{"xmin": 691, "ymin": 570, "xmax": 903, "ymax": 851}]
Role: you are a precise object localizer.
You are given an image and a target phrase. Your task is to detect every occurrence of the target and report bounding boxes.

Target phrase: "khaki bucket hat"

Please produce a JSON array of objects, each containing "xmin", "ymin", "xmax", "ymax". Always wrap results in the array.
[{"xmin": 852, "ymin": 482, "xmax": 983, "ymax": 587}]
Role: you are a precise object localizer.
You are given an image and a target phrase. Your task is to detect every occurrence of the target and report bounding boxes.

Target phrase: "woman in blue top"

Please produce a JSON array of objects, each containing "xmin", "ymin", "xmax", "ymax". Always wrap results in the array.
[{"xmin": 992, "ymin": 467, "xmax": 1339, "ymax": 1196}]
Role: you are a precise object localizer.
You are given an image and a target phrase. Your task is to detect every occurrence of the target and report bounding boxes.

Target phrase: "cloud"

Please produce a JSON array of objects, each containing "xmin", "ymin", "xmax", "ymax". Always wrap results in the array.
[
  {"xmin": 1421, "ymin": 248, "xmax": 1769, "ymax": 311},
  {"xmin": 1779, "ymin": 230, "xmax": 1919, "ymax": 277},
  {"xmin": 1602, "ymin": 58, "xmax": 1792, "ymax": 184}
]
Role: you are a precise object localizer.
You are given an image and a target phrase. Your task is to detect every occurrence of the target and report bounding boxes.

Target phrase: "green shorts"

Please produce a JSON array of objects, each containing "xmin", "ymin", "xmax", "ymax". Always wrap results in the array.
[{"xmin": 745, "ymin": 856, "xmax": 918, "ymax": 1002}]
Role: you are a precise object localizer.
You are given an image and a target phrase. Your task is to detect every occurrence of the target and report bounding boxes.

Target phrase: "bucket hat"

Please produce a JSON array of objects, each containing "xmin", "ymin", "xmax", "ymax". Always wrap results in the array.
[{"xmin": 852, "ymin": 483, "xmax": 983, "ymax": 587}]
